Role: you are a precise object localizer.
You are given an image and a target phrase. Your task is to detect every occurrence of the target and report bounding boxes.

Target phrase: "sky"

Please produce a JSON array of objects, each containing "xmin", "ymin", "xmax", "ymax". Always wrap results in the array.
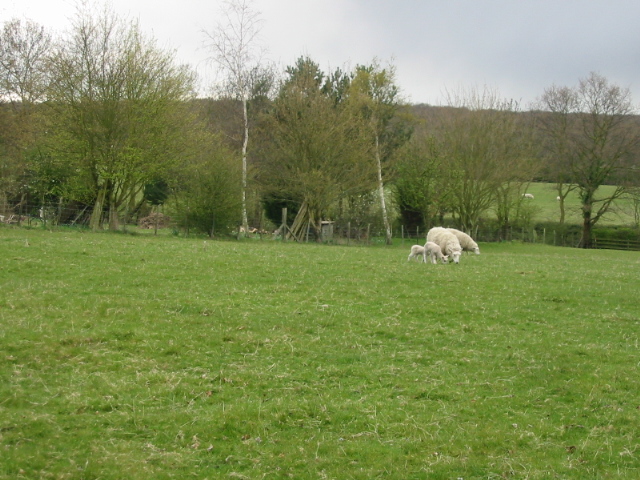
[{"xmin": 3, "ymin": 0, "xmax": 640, "ymax": 108}]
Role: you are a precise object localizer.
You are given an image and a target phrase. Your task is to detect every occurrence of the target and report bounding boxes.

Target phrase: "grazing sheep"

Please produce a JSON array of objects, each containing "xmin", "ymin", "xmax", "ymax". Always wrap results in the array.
[
  {"xmin": 424, "ymin": 241, "xmax": 449, "ymax": 264},
  {"xmin": 426, "ymin": 227, "xmax": 463, "ymax": 264},
  {"xmin": 556, "ymin": 196, "xmax": 561, "ymax": 201},
  {"xmin": 407, "ymin": 244, "xmax": 427, "ymax": 262},
  {"xmin": 523, "ymin": 193, "xmax": 534, "ymax": 199},
  {"xmin": 446, "ymin": 228, "xmax": 480, "ymax": 255}
]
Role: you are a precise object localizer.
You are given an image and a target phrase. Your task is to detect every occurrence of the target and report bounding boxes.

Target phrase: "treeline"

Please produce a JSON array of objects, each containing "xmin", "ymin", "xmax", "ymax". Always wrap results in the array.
[{"xmin": 2, "ymin": 8, "xmax": 640, "ymax": 247}]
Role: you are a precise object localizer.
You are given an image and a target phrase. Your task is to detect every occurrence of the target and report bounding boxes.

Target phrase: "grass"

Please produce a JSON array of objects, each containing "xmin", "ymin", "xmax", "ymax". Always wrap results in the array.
[
  {"xmin": 525, "ymin": 183, "xmax": 638, "ymax": 226},
  {"xmin": 1, "ymin": 226, "xmax": 639, "ymax": 479}
]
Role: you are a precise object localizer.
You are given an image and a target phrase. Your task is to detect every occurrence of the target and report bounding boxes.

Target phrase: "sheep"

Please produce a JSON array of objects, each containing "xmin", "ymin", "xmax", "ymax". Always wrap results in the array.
[
  {"xmin": 407, "ymin": 244, "xmax": 427, "ymax": 262},
  {"xmin": 424, "ymin": 241, "xmax": 449, "ymax": 264},
  {"xmin": 523, "ymin": 193, "xmax": 534, "ymax": 199},
  {"xmin": 556, "ymin": 196, "xmax": 561, "ymax": 201},
  {"xmin": 446, "ymin": 228, "xmax": 480, "ymax": 255},
  {"xmin": 426, "ymin": 227, "xmax": 463, "ymax": 264}
]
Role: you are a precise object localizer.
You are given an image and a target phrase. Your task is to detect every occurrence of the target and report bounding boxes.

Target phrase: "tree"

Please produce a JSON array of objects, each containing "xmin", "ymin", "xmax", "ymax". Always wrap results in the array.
[
  {"xmin": 348, "ymin": 61, "xmax": 412, "ymax": 244},
  {"xmin": 46, "ymin": 4, "xmax": 196, "ymax": 230},
  {"xmin": 203, "ymin": 0, "xmax": 271, "ymax": 236},
  {"xmin": 0, "ymin": 18, "xmax": 51, "ymax": 214},
  {"xmin": 538, "ymin": 73, "xmax": 640, "ymax": 247},
  {"xmin": 534, "ymin": 86, "xmax": 579, "ymax": 224},
  {"xmin": 259, "ymin": 57, "xmax": 375, "ymax": 240},
  {"xmin": 435, "ymin": 88, "xmax": 537, "ymax": 233},
  {"xmin": 170, "ymin": 128, "xmax": 242, "ymax": 237},
  {"xmin": 393, "ymin": 129, "xmax": 451, "ymax": 230},
  {"xmin": 0, "ymin": 18, "xmax": 51, "ymax": 104}
]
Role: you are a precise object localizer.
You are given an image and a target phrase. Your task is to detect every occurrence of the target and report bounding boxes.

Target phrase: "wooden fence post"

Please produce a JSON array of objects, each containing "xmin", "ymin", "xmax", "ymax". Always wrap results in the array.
[{"xmin": 281, "ymin": 207, "xmax": 287, "ymax": 242}]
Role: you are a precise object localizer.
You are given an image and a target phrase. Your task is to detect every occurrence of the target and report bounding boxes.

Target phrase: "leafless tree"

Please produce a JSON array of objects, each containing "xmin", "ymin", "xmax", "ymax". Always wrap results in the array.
[
  {"xmin": 0, "ymin": 18, "xmax": 51, "ymax": 103},
  {"xmin": 538, "ymin": 72, "xmax": 640, "ymax": 247},
  {"xmin": 435, "ymin": 87, "xmax": 537, "ymax": 233}
]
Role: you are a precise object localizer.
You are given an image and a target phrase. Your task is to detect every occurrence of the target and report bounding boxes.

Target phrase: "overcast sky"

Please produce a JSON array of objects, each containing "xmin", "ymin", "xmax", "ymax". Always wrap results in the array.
[{"xmin": 3, "ymin": 0, "xmax": 640, "ymax": 108}]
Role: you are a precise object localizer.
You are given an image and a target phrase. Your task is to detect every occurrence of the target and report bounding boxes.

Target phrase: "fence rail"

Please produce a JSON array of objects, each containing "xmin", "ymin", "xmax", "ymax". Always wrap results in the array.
[{"xmin": 592, "ymin": 237, "xmax": 640, "ymax": 251}]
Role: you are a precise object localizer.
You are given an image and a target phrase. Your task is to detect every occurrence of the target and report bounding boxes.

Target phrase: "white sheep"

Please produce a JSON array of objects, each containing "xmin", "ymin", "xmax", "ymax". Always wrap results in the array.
[
  {"xmin": 407, "ymin": 244, "xmax": 427, "ymax": 262},
  {"xmin": 426, "ymin": 227, "xmax": 463, "ymax": 264},
  {"xmin": 424, "ymin": 241, "xmax": 449, "ymax": 264},
  {"xmin": 523, "ymin": 193, "xmax": 534, "ymax": 199},
  {"xmin": 446, "ymin": 228, "xmax": 480, "ymax": 255}
]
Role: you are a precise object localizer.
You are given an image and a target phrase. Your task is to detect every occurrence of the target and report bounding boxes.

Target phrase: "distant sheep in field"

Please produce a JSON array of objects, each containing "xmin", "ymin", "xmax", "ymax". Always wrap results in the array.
[
  {"xmin": 446, "ymin": 228, "xmax": 480, "ymax": 255},
  {"xmin": 557, "ymin": 196, "xmax": 561, "ymax": 201},
  {"xmin": 424, "ymin": 241, "xmax": 449, "ymax": 264},
  {"xmin": 523, "ymin": 193, "xmax": 534, "ymax": 199},
  {"xmin": 407, "ymin": 244, "xmax": 427, "ymax": 262},
  {"xmin": 426, "ymin": 227, "xmax": 463, "ymax": 264}
]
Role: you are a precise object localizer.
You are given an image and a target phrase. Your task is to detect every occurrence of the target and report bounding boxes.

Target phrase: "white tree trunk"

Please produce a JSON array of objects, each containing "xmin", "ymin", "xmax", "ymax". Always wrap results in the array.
[
  {"xmin": 376, "ymin": 134, "xmax": 392, "ymax": 245},
  {"xmin": 241, "ymin": 96, "xmax": 249, "ymax": 235}
]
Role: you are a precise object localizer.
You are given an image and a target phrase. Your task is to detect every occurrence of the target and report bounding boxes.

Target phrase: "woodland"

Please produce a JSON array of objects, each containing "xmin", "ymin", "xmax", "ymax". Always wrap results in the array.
[{"xmin": 2, "ymin": 6, "xmax": 640, "ymax": 248}]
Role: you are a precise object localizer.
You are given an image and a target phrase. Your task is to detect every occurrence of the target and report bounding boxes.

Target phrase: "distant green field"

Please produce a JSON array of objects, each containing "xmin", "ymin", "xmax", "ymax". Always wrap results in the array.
[
  {"xmin": 524, "ymin": 183, "xmax": 638, "ymax": 226},
  {"xmin": 1, "ymin": 227, "xmax": 639, "ymax": 479}
]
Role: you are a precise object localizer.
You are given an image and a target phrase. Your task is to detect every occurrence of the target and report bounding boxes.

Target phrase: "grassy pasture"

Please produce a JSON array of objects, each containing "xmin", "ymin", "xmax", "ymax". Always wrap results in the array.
[
  {"xmin": 1, "ymin": 227, "xmax": 639, "ymax": 479},
  {"xmin": 523, "ymin": 183, "xmax": 638, "ymax": 226}
]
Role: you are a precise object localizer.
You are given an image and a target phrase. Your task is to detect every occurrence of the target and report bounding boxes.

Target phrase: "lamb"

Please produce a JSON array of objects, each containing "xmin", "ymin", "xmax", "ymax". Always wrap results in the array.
[
  {"xmin": 426, "ymin": 227, "xmax": 463, "ymax": 264},
  {"xmin": 523, "ymin": 193, "xmax": 534, "ymax": 199},
  {"xmin": 407, "ymin": 244, "xmax": 426, "ymax": 262},
  {"xmin": 424, "ymin": 241, "xmax": 449, "ymax": 264},
  {"xmin": 446, "ymin": 228, "xmax": 480, "ymax": 255}
]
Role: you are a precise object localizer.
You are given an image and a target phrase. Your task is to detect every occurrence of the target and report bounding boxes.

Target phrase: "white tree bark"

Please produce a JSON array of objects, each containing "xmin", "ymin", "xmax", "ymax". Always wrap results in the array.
[{"xmin": 375, "ymin": 134, "xmax": 392, "ymax": 245}]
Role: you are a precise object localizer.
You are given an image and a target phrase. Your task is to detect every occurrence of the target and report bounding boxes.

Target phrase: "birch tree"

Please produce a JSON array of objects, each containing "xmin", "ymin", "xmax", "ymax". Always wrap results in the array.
[
  {"xmin": 204, "ymin": 0, "xmax": 269, "ymax": 235},
  {"xmin": 348, "ymin": 62, "xmax": 411, "ymax": 245}
]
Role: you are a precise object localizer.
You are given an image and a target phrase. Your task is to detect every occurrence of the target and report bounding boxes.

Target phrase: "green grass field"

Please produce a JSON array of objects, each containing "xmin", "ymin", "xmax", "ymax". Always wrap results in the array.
[
  {"xmin": 1, "ymin": 227, "xmax": 639, "ymax": 479},
  {"xmin": 524, "ymin": 183, "xmax": 638, "ymax": 226}
]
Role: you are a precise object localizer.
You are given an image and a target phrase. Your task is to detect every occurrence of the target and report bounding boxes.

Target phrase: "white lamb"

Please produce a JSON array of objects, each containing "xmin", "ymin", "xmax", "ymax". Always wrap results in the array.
[
  {"xmin": 523, "ymin": 193, "xmax": 534, "ymax": 199},
  {"xmin": 407, "ymin": 244, "xmax": 426, "ymax": 262},
  {"xmin": 424, "ymin": 241, "xmax": 449, "ymax": 264},
  {"xmin": 446, "ymin": 228, "xmax": 480, "ymax": 255},
  {"xmin": 426, "ymin": 227, "xmax": 463, "ymax": 264}
]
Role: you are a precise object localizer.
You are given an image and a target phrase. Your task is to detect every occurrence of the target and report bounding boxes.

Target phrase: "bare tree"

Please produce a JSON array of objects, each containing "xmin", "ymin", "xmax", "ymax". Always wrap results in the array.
[
  {"xmin": 538, "ymin": 73, "xmax": 640, "ymax": 247},
  {"xmin": 535, "ymin": 85, "xmax": 580, "ymax": 224},
  {"xmin": 435, "ymin": 87, "xmax": 536, "ymax": 233},
  {"xmin": 0, "ymin": 18, "xmax": 51, "ymax": 104},
  {"xmin": 203, "ymin": 0, "xmax": 268, "ymax": 235}
]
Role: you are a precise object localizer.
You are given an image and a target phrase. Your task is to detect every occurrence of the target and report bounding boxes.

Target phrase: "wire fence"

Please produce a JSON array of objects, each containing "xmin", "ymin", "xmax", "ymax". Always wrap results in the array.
[{"xmin": 2, "ymin": 204, "xmax": 640, "ymax": 251}]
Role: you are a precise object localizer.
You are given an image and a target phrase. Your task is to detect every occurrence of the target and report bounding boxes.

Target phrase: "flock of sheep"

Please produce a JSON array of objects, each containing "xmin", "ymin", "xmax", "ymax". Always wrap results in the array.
[{"xmin": 408, "ymin": 227, "xmax": 480, "ymax": 265}]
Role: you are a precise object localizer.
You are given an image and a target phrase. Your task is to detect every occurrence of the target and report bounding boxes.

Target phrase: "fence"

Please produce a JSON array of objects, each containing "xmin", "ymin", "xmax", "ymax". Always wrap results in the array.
[
  {"xmin": 3, "ymin": 204, "xmax": 640, "ymax": 251},
  {"xmin": 592, "ymin": 237, "xmax": 640, "ymax": 251}
]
